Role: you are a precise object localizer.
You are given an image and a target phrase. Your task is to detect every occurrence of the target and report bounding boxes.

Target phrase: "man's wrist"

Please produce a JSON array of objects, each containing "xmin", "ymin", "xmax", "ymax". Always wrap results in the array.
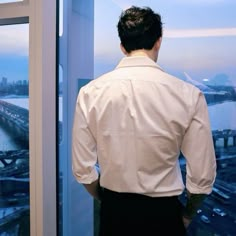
[
  {"xmin": 183, "ymin": 190, "xmax": 207, "ymax": 219},
  {"xmin": 182, "ymin": 209, "xmax": 194, "ymax": 220}
]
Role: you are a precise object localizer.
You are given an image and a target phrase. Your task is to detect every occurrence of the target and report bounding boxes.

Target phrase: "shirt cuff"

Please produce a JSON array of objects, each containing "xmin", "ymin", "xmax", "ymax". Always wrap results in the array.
[
  {"xmin": 74, "ymin": 167, "xmax": 99, "ymax": 184},
  {"xmin": 186, "ymin": 180, "xmax": 214, "ymax": 195}
]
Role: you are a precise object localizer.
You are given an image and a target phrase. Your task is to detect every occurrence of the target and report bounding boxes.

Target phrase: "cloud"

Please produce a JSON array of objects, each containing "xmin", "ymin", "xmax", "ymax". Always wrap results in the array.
[
  {"xmin": 163, "ymin": 0, "xmax": 232, "ymax": 6},
  {"xmin": 111, "ymin": 0, "xmax": 232, "ymax": 8},
  {"xmin": 175, "ymin": 0, "xmax": 224, "ymax": 3},
  {"xmin": 0, "ymin": 24, "xmax": 28, "ymax": 56},
  {"xmin": 164, "ymin": 28, "xmax": 236, "ymax": 38},
  {"xmin": 111, "ymin": 0, "xmax": 134, "ymax": 10}
]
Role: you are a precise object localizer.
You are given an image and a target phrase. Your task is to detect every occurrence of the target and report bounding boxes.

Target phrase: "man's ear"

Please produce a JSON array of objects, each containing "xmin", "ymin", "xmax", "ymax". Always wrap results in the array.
[
  {"xmin": 120, "ymin": 43, "xmax": 128, "ymax": 55},
  {"xmin": 154, "ymin": 37, "xmax": 162, "ymax": 51}
]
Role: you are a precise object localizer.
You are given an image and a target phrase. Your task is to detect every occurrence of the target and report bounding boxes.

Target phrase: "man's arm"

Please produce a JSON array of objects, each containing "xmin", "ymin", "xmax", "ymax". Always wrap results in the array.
[
  {"xmin": 182, "ymin": 190, "xmax": 206, "ymax": 227},
  {"xmin": 83, "ymin": 179, "xmax": 103, "ymax": 202},
  {"xmin": 72, "ymin": 91, "xmax": 100, "ymax": 193},
  {"xmin": 181, "ymin": 91, "xmax": 216, "ymax": 227}
]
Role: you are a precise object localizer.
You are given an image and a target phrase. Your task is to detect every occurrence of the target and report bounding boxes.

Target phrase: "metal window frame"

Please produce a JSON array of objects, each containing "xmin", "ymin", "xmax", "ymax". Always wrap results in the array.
[
  {"xmin": 58, "ymin": 0, "xmax": 95, "ymax": 235},
  {"xmin": 0, "ymin": 0, "xmax": 57, "ymax": 235}
]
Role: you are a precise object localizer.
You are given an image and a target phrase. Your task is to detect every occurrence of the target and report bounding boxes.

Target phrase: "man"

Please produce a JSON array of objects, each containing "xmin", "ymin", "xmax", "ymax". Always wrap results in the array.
[{"xmin": 72, "ymin": 6, "xmax": 216, "ymax": 236}]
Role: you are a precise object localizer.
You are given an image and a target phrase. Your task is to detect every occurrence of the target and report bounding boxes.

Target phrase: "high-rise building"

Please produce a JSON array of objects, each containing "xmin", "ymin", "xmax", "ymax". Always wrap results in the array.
[{"xmin": 1, "ymin": 76, "xmax": 7, "ymax": 87}]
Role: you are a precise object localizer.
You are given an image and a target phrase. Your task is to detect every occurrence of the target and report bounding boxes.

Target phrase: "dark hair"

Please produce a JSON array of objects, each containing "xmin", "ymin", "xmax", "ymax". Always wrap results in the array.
[{"xmin": 117, "ymin": 6, "xmax": 163, "ymax": 53}]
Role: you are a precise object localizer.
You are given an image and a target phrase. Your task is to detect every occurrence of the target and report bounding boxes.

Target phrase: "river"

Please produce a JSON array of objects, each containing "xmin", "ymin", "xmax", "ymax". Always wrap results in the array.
[{"xmin": 0, "ymin": 97, "xmax": 235, "ymax": 152}]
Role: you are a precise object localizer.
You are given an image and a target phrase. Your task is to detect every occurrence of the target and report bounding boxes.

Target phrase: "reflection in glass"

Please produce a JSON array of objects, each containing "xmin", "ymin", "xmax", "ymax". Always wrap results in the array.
[
  {"xmin": 58, "ymin": 65, "xmax": 63, "ymax": 144},
  {"xmin": 57, "ymin": 64, "xmax": 63, "ymax": 236},
  {"xmin": 0, "ymin": 24, "xmax": 29, "ymax": 236}
]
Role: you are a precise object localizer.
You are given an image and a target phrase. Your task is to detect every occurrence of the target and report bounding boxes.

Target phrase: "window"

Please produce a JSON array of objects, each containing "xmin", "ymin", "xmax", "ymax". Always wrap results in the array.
[
  {"xmin": 0, "ymin": 23, "xmax": 29, "ymax": 235},
  {"xmin": 58, "ymin": 1, "xmax": 236, "ymax": 235},
  {"xmin": 57, "ymin": 1, "xmax": 94, "ymax": 236},
  {"xmin": 94, "ymin": 1, "xmax": 236, "ymax": 236},
  {"xmin": 0, "ymin": 0, "xmax": 57, "ymax": 235}
]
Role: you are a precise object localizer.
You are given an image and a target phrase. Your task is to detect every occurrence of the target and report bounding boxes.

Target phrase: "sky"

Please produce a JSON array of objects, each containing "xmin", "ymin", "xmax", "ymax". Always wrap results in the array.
[
  {"xmin": 0, "ymin": 24, "xmax": 28, "ymax": 82},
  {"xmin": 0, "ymin": 0, "xmax": 21, "ymax": 2},
  {"xmin": 0, "ymin": 0, "xmax": 235, "ymax": 85},
  {"xmin": 94, "ymin": 0, "xmax": 236, "ymax": 85}
]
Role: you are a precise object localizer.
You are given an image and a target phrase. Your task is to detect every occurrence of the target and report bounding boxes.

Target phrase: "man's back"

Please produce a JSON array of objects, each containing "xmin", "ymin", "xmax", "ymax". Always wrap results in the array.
[{"xmin": 77, "ymin": 56, "xmax": 203, "ymax": 196}]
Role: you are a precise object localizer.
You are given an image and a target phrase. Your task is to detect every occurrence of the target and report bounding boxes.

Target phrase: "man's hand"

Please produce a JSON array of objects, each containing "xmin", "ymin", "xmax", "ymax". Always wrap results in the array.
[
  {"xmin": 182, "ymin": 189, "xmax": 207, "ymax": 228},
  {"xmin": 182, "ymin": 216, "xmax": 192, "ymax": 229},
  {"xmin": 83, "ymin": 179, "xmax": 103, "ymax": 201}
]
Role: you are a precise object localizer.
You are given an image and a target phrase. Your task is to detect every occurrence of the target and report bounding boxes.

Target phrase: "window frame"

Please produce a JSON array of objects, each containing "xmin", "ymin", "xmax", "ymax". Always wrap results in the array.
[{"xmin": 0, "ymin": 0, "xmax": 57, "ymax": 235}]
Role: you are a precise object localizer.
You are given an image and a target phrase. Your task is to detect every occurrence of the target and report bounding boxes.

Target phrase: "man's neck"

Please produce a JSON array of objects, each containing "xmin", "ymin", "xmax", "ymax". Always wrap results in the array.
[{"xmin": 128, "ymin": 49, "xmax": 157, "ymax": 62}]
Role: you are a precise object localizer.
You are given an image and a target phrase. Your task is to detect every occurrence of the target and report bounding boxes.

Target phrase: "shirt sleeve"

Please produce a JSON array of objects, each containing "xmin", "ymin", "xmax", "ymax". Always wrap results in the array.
[
  {"xmin": 72, "ymin": 90, "xmax": 99, "ymax": 184},
  {"xmin": 181, "ymin": 91, "xmax": 216, "ymax": 194}
]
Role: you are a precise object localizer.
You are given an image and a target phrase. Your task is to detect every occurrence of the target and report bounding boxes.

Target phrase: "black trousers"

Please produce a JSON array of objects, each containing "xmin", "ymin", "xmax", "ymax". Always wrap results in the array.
[{"xmin": 99, "ymin": 188, "xmax": 186, "ymax": 236}]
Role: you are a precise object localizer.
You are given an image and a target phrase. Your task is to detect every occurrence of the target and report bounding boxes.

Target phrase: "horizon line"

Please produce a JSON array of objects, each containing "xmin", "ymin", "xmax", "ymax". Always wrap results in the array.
[{"xmin": 164, "ymin": 27, "xmax": 236, "ymax": 38}]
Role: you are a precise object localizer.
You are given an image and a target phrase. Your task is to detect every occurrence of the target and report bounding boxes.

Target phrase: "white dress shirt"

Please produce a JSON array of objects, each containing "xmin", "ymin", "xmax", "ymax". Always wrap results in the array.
[{"xmin": 72, "ymin": 56, "xmax": 216, "ymax": 197}]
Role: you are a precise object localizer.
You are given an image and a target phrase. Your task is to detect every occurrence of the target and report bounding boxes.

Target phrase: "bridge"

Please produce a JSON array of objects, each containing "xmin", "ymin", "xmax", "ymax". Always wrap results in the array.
[
  {"xmin": 212, "ymin": 129, "xmax": 236, "ymax": 148},
  {"xmin": 0, "ymin": 206, "xmax": 29, "ymax": 235},
  {"xmin": 0, "ymin": 150, "xmax": 29, "ymax": 178},
  {"xmin": 0, "ymin": 99, "xmax": 64, "ymax": 145},
  {"xmin": 0, "ymin": 149, "xmax": 29, "ymax": 233},
  {"xmin": 0, "ymin": 100, "xmax": 29, "ymax": 144}
]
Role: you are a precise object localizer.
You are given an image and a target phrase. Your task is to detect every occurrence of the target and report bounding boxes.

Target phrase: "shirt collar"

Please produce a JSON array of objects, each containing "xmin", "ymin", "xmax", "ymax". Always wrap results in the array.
[{"xmin": 116, "ymin": 56, "xmax": 164, "ymax": 72}]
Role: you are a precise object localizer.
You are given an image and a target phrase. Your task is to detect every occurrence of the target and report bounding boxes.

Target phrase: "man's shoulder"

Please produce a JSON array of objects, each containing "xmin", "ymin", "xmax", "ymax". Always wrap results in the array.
[
  {"xmin": 161, "ymin": 71, "xmax": 202, "ymax": 93},
  {"xmin": 79, "ymin": 70, "xmax": 116, "ymax": 96}
]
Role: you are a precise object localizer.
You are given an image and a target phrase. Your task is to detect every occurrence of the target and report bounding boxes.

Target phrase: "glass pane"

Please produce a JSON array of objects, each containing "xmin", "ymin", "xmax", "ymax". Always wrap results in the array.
[
  {"xmin": 94, "ymin": 1, "xmax": 236, "ymax": 236},
  {"xmin": 0, "ymin": 0, "xmax": 22, "ymax": 3},
  {"xmin": 0, "ymin": 24, "xmax": 29, "ymax": 235},
  {"xmin": 57, "ymin": 1, "xmax": 94, "ymax": 236},
  {"xmin": 58, "ymin": 0, "xmax": 236, "ymax": 235}
]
